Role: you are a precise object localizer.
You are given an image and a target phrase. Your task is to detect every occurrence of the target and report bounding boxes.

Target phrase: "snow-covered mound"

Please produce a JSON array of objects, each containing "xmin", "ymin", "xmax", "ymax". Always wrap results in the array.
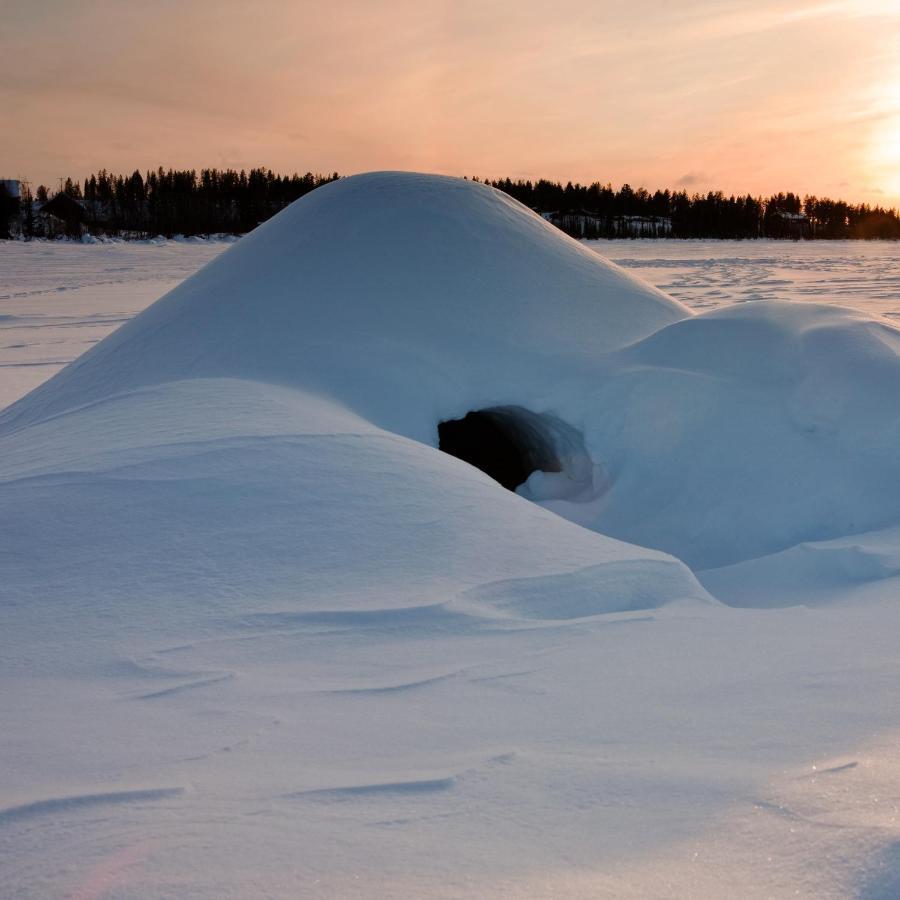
[
  {"xmin": 3, "ymin": 172, "xmax": 900, "ymax": 600},
  {"xmin": 6, "ymin": 173, "xmax": 897, "ymax": 579},
  {"xmin": 0, "ymin": 171, "xmax": 705, "ymax": 630},
  {"xmin": 0, "ymin": 171, "xmax": 687, "ymax": 439},
  {"xmin": 4, "ymin": 172, "xmax": 900, "ymax": 898}
]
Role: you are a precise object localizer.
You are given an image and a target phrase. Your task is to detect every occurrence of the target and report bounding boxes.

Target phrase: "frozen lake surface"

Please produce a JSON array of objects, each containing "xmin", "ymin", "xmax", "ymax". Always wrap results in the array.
[
  {"xmin": 597, "ymin": 238, "xmax": 900, "ymax": 319},
  {"xmin": 2, "ymin": 237, "xmax": 899, "ymax": 409},
  {"xmin": 0, "ymin": 240, "xmax": 226, "ymax": 409}
]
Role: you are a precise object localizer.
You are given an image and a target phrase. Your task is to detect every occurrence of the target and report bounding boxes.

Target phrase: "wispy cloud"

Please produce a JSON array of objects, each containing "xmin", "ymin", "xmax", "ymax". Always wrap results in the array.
[{"xmin": 1, "ymin": 0, "xmax": 898, "ymax": 204}]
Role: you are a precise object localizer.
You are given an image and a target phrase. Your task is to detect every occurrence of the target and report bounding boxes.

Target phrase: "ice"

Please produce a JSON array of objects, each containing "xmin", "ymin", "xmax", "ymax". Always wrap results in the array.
[{"xmin": 2, "ymin": 173, "xmax": 900, "ymax": 898}]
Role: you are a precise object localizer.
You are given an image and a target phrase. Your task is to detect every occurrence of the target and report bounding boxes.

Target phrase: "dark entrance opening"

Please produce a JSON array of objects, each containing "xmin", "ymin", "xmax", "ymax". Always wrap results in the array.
[{"xmin": 437, "ymin": 406, "xmax": 564, "ymax": 492}]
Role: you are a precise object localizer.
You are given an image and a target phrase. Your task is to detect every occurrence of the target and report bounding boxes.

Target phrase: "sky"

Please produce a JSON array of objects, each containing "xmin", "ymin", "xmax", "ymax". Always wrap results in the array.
[{"xmin": 2, "ymin": 0, "xmax": 899, "ymax": 205}]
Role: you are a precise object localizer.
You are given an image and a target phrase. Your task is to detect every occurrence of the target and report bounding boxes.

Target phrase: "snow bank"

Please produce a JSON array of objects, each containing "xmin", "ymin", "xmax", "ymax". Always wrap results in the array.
[
  {"xmin": 4, "ymin": 173, "xmax": 899, "ymax": 604},
  {"xmin": 5, "ymin": 176, "xmax": 896, "ymax": 583},
  {"xmin": 3, "ymin": 172, "xmax": 900, "ymax": 898},
  {"xmin": 0, "ymin": 171, "xmax": 704, "ymax": 628}
]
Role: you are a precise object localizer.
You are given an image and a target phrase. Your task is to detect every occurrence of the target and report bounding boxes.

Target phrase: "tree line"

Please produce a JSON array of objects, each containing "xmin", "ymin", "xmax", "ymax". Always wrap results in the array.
[
  {"xmin": 475, "ymin": 178, "xmax": 900, "ymax": 240},
  {"xmin": 84, "ymin": 168, "xmax": 339, "ymax": 235},
  {"xmin": 3, "ymin": 168, "xmax": 339, "ymax": 238},
  {"xmin": 3, "ymin": 168, "xmax": 899, "ymax": 240}
]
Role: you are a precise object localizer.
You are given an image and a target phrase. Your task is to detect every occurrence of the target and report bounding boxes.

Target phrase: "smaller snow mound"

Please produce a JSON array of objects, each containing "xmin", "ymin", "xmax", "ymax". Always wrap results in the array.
[
  {"xmin": 460, "ymin": 559, "xmax": 709, "ymax": 621},
  {"xmin": 699, "ymin": 525, "xmax": 900, "ymax": 608},
  {"xmin": 552, "ymin": 301, "xmax": 900, "ymax": 571}
]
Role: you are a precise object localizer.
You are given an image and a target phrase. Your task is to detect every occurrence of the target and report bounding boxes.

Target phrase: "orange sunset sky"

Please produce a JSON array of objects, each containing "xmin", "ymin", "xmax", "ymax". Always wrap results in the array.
[{"xmin": 2, "ymin": 0, "xmax": 899, "ymax": 205}]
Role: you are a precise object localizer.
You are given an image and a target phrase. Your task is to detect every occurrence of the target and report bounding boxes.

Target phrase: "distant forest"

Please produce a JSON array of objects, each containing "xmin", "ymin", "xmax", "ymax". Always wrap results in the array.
[
  {"xmin": 477, "ymin": 177, "xmax": 900, "ymax": 240},
  {"xmin": 4, "ymin": 167, "xmax": 900, "ymax": 240}
]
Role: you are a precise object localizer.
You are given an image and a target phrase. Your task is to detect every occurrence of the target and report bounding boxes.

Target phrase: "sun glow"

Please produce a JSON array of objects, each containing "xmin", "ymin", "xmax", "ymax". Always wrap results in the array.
[{"xmin": 868, "ymin": 118, "xmax": 900, "ymax": 200}]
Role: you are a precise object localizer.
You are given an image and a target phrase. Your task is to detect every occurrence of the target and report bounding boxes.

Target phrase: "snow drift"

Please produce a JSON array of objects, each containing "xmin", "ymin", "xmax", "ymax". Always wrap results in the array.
[
  {"xmin": 0, "ymin": 171, "xmax": 706, "ymax": 632},
  {"xmin": 537, "ymin": 301, "xmax": 900, "ymax": 571},
  {"xmin": 3, "ymin": 172, "xmax": 900, "ymax": 898},
  {"xmin": 4, "ymin": 173, "xmax": 897, "ymax": 576},
  {"xmin": 0, "ymin": 172, "xmax": 687, "ymax": 439}
]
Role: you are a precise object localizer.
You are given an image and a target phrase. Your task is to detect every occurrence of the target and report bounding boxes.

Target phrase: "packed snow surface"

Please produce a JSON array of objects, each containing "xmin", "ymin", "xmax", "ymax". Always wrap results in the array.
[{"xmin": 2, "ymin": 173, "xmax": 900, "ymax": 898}]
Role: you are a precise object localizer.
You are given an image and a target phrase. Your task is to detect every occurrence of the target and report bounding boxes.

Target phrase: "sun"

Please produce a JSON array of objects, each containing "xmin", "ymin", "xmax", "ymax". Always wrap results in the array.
[{"xmin": 867, "ymin": 111, "xmax": 900, "ymax": 202}]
